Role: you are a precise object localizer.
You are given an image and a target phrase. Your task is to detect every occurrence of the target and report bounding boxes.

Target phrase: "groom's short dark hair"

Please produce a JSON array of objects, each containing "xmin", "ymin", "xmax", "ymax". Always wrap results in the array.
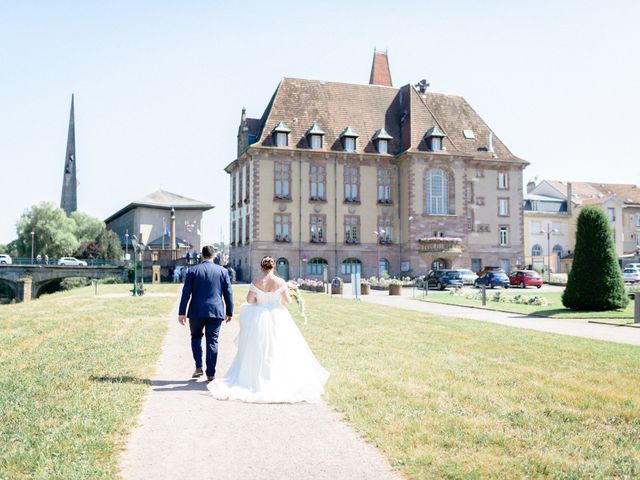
[{"xmin": 202, "ymin": 245, "xmax": 215, "ymax": 259}]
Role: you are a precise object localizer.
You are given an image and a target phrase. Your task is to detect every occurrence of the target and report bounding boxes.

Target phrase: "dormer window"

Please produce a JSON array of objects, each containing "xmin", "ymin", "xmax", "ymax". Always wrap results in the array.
[
  {"xmin": 305, "ymin": 122, "xmax": 325, "ymax": 149},
  {"xmin": 340, "ymin": 126, "xmax": 358, "ymax": 153},
  {"xmin": 271, "ymin": 121, "xmax": 291, "ymax": 147},
  {"xmin": 425, "ymin": 126, "xmax": 446, "ymax": 151},
  {"xmin": 372, "ymin": 128, "xmax": 393, "ymax": 154}
]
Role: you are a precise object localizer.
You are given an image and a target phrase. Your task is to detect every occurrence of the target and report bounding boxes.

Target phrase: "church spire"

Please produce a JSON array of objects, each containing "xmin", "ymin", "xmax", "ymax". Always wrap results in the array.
[
  {"xmin": 60, "ymin": 94, "xmax": 77, "ymax": 215},
  {"xmin": 369, "ymin": 49, "xmax": 392, "ymax": 87}
]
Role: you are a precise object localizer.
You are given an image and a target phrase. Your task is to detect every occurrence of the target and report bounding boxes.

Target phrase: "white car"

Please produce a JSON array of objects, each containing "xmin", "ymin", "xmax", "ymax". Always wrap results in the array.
[
  {"xmin": 622, "ymin": 268, "xmax": 640, "ymax": 283},
  {"xmin": 0, "ymin": 254, "xmax": 12, "ymax": 264},
  {"xmin": 456, "ymin": 269, "xmax": 478, "ymax": 285},
  {"xmin": 58, "ymin": 257, "xmax": 88, "ymax": 266}
]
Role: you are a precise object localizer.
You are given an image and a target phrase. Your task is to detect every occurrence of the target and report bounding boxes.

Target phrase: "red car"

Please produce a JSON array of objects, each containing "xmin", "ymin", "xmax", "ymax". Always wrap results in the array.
[{"xmin": 509, "ymin": 270, "xmax": 543, "ymax": 289}]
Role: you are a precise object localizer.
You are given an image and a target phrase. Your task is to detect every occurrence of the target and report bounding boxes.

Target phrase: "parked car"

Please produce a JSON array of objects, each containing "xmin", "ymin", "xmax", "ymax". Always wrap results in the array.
[
  {"xmin": 58, "ymin": 257, "xmax": 87, "ymax": 266},
  {"xmin": 0, "ymin": 254, "xmax": 12, "ymax": 265},
  {"xmin": 424, "ymin": 270, "xmax": 464, "ymax": 290},
  {"xmin": 475, "ymin": 271, "xmax": 510, "ymax": 289},
  {"xmin": 509, "ymin": 270, "xmax": 543, "ymax": 289},
  {"xmin": 622, "ymin": 267, "xmax": 640, "ymax": 283},
  {"xmin": 456, "ymin": 269, "xmax": 478, "ymax": 285},
  {"xmin": 475, "ymin": 266, "xmax": 504, "ymax": 277}
]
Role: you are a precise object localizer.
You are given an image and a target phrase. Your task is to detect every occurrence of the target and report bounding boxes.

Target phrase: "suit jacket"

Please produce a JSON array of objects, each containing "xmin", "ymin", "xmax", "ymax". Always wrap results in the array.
[{"xmin": 179, "ymin": 261, "xmax": 233, "ymax": 319}]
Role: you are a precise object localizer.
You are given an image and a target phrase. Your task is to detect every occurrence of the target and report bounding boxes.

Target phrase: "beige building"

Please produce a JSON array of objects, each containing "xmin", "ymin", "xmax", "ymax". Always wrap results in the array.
[
  {"xmin": 105, "ymin": 190, "xmax": 213, "ymax": 252},
  {"xmin": 226, "ymin": 52, "xmax": 528, "ymax": 281},
  {"xmin": 525, "ymin": 180, "xmax": 640, "ymax": 271}
]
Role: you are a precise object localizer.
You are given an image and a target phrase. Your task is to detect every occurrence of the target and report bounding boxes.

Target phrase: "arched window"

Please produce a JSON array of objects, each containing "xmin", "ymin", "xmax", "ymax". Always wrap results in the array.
[
  {"xmin": 379, "ymin": 258, "xmax": 390, "ymax": 276},
  {"xmin": 425, "ymin": 169, "xmax": 449, "ymax": 215},
  {"xmin": 552, "ymin": 244, "xmax": 563, "ymax": 257},
  {"xmin": 306, "ymin": 258, "xmax": 328, "ymax": 276},
  {"xmin": 531, "ymin": 244, "xmax": 543, "ymax": 256},
  {"xmin": 341, "ymin": 258, "xmax": 362, "ymax": 275}
]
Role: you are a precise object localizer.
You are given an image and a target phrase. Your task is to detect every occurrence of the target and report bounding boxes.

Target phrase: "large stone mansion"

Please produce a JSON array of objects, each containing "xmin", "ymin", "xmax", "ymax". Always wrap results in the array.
[{"xmin": 226, "ymin": 51, "xmax": 528, "ymax": 281}]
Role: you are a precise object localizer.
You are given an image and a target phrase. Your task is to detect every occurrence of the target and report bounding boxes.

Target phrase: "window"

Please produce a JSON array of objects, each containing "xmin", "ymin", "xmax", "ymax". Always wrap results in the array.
[
  {"xmin": 377, "ymin": 167, "xmax": 393, "ymax": 203},
  {"xmin": 275, "ymin": 132, "xmax": 288, "ymax": 147},
  {"xmin": 377, "ymin": 139, "xmax": 388, "ymax": 154},
  {"xmin": 377, "ymin": 217, "xmax": 392, "ymax": 244},
  {"xmin": 425, "ymin": 168, "xmax": 449, "ymax": 215},
  {"xmin": 500, "ymin": 259, "xmax": 510, "ymax": 273},
  {"xmin": 245, "ymin": 213, "xmax": 250, "ymax": 243},
  {"xmin": 344, "ymin": 215, "xmax": 360, "ymax": 243},
  {"xmin": 274, "ymin": 162, "xmax": 291, "ymax": 199},
  {"xmin": 475, "ymin": 169, "xmax": 484, "ymax": 178},
  {"xmin": 498, "ymin": 198, "xmax": 510, "ymax": 216},
  {"xmin": 467, "ymin": 210, "xmax": 474, "ymax": 232},
  {"xmin": 531, "ymin": 244, "xmax": 543, "ymax": 256},
  {"xmin": 471, "ymin": 258, "xmax": 482, "ymax": 273},
  {"xmin": 309, "ymin": 135, "xmax": 322, "ymax": 149},
  {"xmin": 244, "ymin": 164, "xmax": 250, "ymax": 202},
  {"xmin": 231, "ymin": 171, "xmax": 237, "ymax": 207},
  {"xmin": 425, "ymin": 126, "xmax": 446, "ymax": 151},
  {"xmin": 343, "ymin": 136, "xmax": 356, "ymax": 152},
  {"xmin": 231, "ymin": 220, "xmax": 236, "ymax": 245},
  {"xmin": 307, "ymin": 258, "xmax": 328, "ymax": 276},
  {"xmin": 607, "ymin": 207, "xmax": 615, "ymax": 222},
  {"xmin": 552, "ymin": 244, "xmax": 563, "ymax": 257},
  {"xmin": 274, "ymin": 214, "xmax": 291, "ymax": 242},
  {"xmin": 430, "ymin": 137, "xmax": 442, "ymax": 151},
  {"xmin": 310, "ymin": 215, "xmax": 326, "ymax": 243},
  {"xmin": 379, "ymin": 258, "xmax": 390, "ymax": 276},
  {"xmin": 341, "ymin": 258, "xmax": 362, "ymax": 275},
  {"xmin": 309, "ymin": 164, "xmax": 326, "ymax": 201},
  {"xmin": 499, "ymin": 226, "xmax": 509, "ymax": 246},
  {"xmin": 475, "ymin": 196, "xmax": 485, "ymax": 206},
  {"xmin": 465, "ymin": 181, "xmax": 474, "ymax": 203},
  {"xmin": 344, "ymin": 165, "xmax": 360, "ymax": 202},
  {"xmin": 498, "ymin": 171, "xmax": 509, "ymax": 189}
]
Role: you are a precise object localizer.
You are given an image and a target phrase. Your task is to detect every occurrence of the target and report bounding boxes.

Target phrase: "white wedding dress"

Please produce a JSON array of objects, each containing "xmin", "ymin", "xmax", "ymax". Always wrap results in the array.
[{"xmin": 207, "ymin": 283, "xmax": 329, "ymax": 403}]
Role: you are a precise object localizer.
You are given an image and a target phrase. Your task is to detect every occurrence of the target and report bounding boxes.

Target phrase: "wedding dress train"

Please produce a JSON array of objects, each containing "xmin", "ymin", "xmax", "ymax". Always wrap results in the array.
[{"xmin": 207, "ymin": 283, "xmax": 329, "ymax": 403}]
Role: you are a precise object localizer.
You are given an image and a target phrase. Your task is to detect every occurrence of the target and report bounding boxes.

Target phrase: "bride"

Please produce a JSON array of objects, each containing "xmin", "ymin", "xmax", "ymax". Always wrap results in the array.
[{"xmin": 207, "ymin": 256, "xmax": 329, "ymax": 403}]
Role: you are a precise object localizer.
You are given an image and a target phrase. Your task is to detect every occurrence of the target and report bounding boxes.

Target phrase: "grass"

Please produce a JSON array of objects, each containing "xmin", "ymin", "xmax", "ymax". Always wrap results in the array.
[
  {"xmin": 418, "ymin": 289, "xmax": 635, "ymax": 320},
  {"xmin": 281, "ymin": 288, "xmax": 640, "ymax": 479},
  {"xmin": 0, "ymin": 283, "xmax": 178, "ymax": 479}
]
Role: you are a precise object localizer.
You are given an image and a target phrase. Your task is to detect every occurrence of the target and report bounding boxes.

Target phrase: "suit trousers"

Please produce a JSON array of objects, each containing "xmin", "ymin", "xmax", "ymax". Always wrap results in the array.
[{"xmin": 189, "ymin": 317, "xmax": 223, "ymax": 377}]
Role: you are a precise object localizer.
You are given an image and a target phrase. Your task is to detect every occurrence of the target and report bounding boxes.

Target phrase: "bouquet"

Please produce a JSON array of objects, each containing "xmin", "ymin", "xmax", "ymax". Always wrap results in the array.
[{"xmin": 287, "ymin": 281, "xmax": 308, "ymax": 325}]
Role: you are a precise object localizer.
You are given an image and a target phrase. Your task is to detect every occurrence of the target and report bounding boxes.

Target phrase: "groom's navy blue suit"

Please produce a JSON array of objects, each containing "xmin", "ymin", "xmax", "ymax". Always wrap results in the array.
[{"xmin": 179, "ymin": 259, "xmax": 233, "ymax": 378}]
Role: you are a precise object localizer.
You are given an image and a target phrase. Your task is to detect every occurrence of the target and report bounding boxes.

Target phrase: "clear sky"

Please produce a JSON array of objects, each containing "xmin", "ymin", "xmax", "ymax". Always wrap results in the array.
[{"xmin": 1, "ymin": 0, "xmax": 639, "ymax": 245}]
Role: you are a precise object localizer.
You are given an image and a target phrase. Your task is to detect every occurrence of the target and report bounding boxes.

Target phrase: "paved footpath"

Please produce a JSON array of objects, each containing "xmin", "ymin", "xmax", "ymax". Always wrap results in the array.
[
  {"xmin": 348, "ymin": 290, "xmax": 640, "ymax": 347},
  {"xmin": 119, "ymin": 292, "xmax": 401, "ymax": 480}
]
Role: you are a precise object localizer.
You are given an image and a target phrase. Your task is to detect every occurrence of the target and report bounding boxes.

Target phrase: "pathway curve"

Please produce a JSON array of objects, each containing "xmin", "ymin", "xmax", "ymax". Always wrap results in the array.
[
  {"xmin": 348, "ymin": 290, "xmax": 640, "ymax": 346},
  {"xmin": 119, "ymin": 291, "xmax": 401, "ymax": 480}
]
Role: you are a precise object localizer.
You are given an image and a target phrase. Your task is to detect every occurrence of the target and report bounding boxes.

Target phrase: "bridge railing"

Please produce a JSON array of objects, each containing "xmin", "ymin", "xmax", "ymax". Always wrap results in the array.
[{"xmin": 4, "ymin": 258, "xmax": 124, "ymax": 267}]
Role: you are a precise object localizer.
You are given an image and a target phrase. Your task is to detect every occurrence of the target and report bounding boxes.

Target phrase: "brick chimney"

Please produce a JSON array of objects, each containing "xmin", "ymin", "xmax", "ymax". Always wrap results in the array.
[{"xmin": 369, "ymin": 50, "xmax": 392, "ymax": 87}]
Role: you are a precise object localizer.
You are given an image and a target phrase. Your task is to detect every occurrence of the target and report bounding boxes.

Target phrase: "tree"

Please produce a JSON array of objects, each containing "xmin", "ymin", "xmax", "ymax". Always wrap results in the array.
[
  {"xmin": 71, "ymin": 211, "xmax": 105, "ymax": 244},
  {"xmin": 75, "ymin": 230, "xmax": 123, "ymax": 260},
  {"xmin": 562, "ymin": 206, "xmax": 629, "ymax": 311},
  {"xmin": 15, "ymin": 202, "xmax": 79, "ymax": 258}
]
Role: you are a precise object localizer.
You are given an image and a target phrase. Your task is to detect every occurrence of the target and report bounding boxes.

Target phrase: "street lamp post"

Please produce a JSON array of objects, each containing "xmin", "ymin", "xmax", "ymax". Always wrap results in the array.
[
  {"xmin": 131, "ymin": 235, "xmax": 139, "ymax": 296},
  {"xmin": 30, "ymin": 230, "xmax": 35, "ymax": 264},
  {"xmin": 541, "ymin": 223, "xmax": 559, "ymax": 284}
]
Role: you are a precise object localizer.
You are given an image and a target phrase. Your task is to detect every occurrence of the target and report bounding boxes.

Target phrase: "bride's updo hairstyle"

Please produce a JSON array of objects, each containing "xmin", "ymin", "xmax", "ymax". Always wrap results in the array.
[{"xmin": 260, "ymin": 256, "xmax": 275, "ymax": 273}]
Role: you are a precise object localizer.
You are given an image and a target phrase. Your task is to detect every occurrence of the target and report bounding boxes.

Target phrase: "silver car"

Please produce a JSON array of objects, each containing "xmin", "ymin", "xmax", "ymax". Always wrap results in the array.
[
  {"xmin": 0, "ymin": 254, "xmax": 12, "ymax": 264},
  {"xmin": 58, "ymin": 257, "xmax": 88, "ymax": 266},
  {"xmin": 622, "ymin": 268, "xmax": 640, "ymax": 283},
  {"xmin": 456, "ymin": 269, "xmax": 478, "ymax": 285}
]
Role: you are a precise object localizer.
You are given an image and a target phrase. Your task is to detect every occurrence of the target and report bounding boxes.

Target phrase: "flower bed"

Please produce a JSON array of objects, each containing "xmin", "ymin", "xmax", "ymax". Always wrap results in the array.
[
  {"xmin": 290, "ymin": 278, "xmax": 325, "ymax": 292},
  {"xmin": 448, "ymin": 288, "xmax": 549, "ymax": 306}
]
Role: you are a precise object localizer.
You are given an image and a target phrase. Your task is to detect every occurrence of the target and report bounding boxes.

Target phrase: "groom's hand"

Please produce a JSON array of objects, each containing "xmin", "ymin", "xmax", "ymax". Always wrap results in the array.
[
  {"xmin": 178, "ymin": 315, "xmax": 187, "ymax": 325},
  {"xmin": 224, "ymin": 315, "xmax": 232, "ymax": 323}
]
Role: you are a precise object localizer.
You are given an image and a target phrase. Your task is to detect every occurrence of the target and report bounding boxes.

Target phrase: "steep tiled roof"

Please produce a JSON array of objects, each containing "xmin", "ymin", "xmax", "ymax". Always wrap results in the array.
[
  {"xmin": 542, "ymin": 180, "xmax": 640, "ymax": 206},
  {"xmin": 252, "ymin": 77, "xmax": 525, "ymax": 163},
  {"xmin": 369, "ymin": 51, "xmax": 392, "ymax": 87},
  {"xmin": 588, "ymin": 183, "xmax": 640, "ymax": 205}
]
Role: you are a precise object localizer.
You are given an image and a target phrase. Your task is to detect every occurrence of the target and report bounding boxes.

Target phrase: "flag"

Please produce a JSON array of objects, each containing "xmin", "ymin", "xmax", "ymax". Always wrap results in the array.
[{"xmin": 164, "ymin": 223, "xmax": 170, "ymax": 236}]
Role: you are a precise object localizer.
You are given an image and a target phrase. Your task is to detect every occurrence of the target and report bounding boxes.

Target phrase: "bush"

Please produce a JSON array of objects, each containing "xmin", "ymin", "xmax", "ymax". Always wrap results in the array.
[
  {"xmin": 97, "ymin": 277, "xmax": 121, "ymax": 285},
  {"xmin": 60, "ymin": 277, "xmax": 91, "ymax": 290},
  {"xmin": 562, "ymin": 206, "xmax": 629, "ymax": 311}
]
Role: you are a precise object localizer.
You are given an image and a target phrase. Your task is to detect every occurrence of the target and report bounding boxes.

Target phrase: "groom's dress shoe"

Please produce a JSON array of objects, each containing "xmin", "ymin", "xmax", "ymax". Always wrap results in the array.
[
  {"xmin": 207, "ymin": 376, "xmax": 215, "ymax": 382},
  {"xmin": 192, "ymin": 368, "xmax": 203, "ymax": 378}
]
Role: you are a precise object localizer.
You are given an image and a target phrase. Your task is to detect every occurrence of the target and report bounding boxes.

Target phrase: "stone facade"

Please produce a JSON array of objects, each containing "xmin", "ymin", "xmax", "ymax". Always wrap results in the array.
[{"xmin": 226, "ymin": 55, "xmax": 528, "ymax": 281}]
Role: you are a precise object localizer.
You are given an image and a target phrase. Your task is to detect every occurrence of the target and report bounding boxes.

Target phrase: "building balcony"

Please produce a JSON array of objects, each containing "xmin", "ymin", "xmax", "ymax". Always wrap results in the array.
[{"xmin": 417, "ymin": 237, "xmax": 463, "ymax": 254}]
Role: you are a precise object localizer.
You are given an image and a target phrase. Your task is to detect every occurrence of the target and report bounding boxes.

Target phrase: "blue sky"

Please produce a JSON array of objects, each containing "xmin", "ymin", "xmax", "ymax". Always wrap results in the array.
[{"xmin": 1, "ymin": 0, "xmax": 639, "ymax": 245}]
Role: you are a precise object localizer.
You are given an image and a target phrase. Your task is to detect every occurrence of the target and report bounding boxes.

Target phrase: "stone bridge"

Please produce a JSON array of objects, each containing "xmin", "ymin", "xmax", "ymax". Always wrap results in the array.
[{"xmin": 0, "ymin": 265, "xmax": 127, "ymax": 302}]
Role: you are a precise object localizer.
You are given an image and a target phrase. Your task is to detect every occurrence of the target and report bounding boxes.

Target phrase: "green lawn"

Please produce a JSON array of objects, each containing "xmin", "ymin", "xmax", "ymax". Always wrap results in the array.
[
  {"xmin": 418, "ymin": 289, "xmax": 635, "ymax": 320},
  {"xmin": 281, "ymin": 288, "xmax": 640, "ymax": 479},
  {"xmin": 0, "ymin": 284, "xmax": 178, "ymax": 479}
]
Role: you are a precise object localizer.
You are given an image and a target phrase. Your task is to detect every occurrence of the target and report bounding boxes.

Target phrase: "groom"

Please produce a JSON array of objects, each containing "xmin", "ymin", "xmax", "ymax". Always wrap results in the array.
[{"xmin": 178, "ymin": 245, "xmax": 233, "ymax": 381}]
